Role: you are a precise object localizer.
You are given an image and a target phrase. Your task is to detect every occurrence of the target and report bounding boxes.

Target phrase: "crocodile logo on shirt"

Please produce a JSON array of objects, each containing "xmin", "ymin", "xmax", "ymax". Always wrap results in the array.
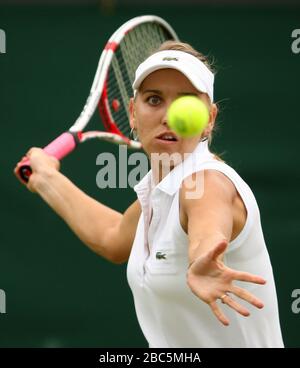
[{"xmin": 156, "ymin": 251, "xmax": 167, "ymax": 260}]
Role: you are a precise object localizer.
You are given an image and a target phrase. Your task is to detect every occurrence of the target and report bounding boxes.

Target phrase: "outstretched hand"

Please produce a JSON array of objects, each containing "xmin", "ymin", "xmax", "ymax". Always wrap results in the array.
[{"xmin": 187, "ymin": 240, "xmax": 266, "ymax": 326}]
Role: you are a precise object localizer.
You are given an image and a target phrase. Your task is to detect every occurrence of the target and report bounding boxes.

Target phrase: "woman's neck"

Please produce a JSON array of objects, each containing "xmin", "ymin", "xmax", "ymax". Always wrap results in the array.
[{"xmin": 150, "ymin": 157, "xmax": 177, "ymax": 186}]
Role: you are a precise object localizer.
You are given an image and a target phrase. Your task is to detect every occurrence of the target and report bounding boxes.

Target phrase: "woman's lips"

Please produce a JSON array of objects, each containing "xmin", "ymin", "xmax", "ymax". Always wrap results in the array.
[
  {"xmin": 155, "ymin": 137, "xmax": 178, "ymax": 145},
  {"xmin": 155, "ymin": 131, "xmax": 178, "ymax": 144}
]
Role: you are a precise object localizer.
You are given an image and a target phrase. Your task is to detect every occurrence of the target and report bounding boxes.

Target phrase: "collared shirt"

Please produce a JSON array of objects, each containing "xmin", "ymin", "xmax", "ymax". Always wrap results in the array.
[{"xmin": 126, "ymin": 141, "xmax": 284, "ymax": 348}]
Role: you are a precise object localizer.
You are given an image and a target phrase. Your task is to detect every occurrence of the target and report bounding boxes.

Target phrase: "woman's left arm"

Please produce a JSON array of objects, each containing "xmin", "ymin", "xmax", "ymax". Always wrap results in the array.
[{"xmin": 181, "ymin": 169, "xmax": 266, "ymax": 326}]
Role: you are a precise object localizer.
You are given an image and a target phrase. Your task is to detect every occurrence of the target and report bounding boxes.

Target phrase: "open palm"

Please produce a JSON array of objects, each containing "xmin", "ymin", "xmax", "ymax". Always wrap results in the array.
[{"xmin": 187, "ymin": 241, "xmax": 266, "ymax": 326}]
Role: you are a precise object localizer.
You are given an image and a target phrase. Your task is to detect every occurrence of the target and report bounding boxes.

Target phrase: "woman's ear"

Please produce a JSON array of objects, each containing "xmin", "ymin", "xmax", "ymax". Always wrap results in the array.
[
  {"xmin": 129, "ymin": 97, "xmax": 136, "ymax": 129},
  {"xmin": 202, "ymin": 103, "xmax": 218, "ymax": 137}
]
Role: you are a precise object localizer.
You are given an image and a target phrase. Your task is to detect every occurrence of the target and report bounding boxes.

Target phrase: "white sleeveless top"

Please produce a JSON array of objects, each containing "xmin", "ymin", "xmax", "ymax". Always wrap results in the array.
[{"xmin": 126, "ymin": 141, "xmax": 284, "ymax": 348}]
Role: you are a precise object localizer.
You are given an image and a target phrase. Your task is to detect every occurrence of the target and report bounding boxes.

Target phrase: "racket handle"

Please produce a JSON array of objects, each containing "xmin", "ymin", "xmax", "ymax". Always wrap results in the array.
[{"xmin": 17, "ymin": 132, "xmax": 80, "ymax": 183}]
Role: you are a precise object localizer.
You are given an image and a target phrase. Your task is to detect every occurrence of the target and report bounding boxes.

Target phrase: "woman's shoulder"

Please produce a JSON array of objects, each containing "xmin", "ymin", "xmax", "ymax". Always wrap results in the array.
[
  {"xmin": 192, "ymin": 156, "xmax": 259, "ymax": 214},
  {"xmin": 200, "ymin": 156, "xmax": 249, "ymax": 187}
]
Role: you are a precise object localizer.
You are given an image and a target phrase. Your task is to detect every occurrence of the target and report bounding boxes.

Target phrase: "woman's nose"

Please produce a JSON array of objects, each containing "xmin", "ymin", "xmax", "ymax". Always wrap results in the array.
[
  {"xmin": 162, "ymin": 113, "xmax": 169, "ymax": 127},
  {"xmin": 161, "ymin": 103, "xmax": 172, "ymax": 127}
]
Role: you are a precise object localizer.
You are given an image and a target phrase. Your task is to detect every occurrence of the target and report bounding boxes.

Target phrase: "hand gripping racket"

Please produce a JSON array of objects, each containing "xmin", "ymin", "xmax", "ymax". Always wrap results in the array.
[{"xmin": 16, "ymin": 15, "xmax": 178, "ymax": 183}]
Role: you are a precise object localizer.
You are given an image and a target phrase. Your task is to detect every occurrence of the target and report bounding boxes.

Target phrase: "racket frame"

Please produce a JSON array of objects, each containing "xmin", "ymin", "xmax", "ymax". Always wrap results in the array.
[{"xmin": 17, "ymin": 15, "xmax": 178, "ymax": 183}]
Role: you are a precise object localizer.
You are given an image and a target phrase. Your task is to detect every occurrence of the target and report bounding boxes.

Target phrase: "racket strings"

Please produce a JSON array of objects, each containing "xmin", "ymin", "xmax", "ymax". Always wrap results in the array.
[
  {"xmin": 111, "ymin": 57, "xmax": 130, "ymax": 123},
  {"xmin": 107, "ymin": 22, "xmax": 175, "ymax": 138}
]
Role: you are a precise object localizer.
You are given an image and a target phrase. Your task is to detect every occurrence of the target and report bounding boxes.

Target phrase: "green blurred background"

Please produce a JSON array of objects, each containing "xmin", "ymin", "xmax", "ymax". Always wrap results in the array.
[{"xmin": 0, "ymin": 1, "xmax": 299, "ymax": 347}]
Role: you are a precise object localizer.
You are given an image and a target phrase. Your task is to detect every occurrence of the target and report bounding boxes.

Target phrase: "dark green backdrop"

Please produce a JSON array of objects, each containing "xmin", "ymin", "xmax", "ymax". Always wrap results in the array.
[{"xmin": 0, "ymin": 4, "xmax": 299, "ymax": 347}]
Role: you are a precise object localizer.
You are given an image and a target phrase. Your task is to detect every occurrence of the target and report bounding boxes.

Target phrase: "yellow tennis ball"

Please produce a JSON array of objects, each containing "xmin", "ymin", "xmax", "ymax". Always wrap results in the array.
[{"xmin": 167, "ymin": 96, "xmax": 209, "ymax": 138}]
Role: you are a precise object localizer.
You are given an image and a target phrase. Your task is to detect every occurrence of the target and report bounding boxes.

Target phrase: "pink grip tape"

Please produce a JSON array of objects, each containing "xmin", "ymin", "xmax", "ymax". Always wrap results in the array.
[{"xmin": 43, "ymin": 132, "xmax": 77, "ymax": 160}]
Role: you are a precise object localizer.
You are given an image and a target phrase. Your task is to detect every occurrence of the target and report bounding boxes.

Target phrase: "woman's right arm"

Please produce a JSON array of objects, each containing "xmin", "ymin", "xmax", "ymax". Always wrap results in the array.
[{"xmin": 14, "ymin": 148, "xmax": 141, "ymax": 264}]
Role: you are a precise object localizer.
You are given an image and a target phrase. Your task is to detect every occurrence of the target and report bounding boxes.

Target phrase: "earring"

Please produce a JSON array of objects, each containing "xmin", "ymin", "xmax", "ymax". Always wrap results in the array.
[
  {"xmin": 129, "ymin": 127, "xmax": 139, "ymax": 141},
  {"xmin": 199, "ymin": 136, "xmax": 208, "ymax": 142}
]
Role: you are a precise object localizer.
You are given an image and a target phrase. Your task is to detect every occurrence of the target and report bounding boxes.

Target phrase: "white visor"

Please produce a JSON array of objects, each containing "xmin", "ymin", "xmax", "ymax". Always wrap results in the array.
[{"xmin": 132, "ymin": 50, "xmax": 214, "ymax": 102}]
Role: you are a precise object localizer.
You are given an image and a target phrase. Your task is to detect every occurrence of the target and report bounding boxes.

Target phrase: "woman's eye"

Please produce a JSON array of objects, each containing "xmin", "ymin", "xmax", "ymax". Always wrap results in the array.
[{"xmin": 147, "ymin": 96, "xmax": 161, "ymax": 106}]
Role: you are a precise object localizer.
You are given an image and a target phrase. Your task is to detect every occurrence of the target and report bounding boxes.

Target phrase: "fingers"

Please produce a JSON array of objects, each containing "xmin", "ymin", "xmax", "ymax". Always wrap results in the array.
[
  {"xmin": 14, "ymin": 156, "xmax": 28, "ymax": 184},
  {"xmin": 209, "ymin": 301, "xmax": 230, "ymax": 326},
  {"xmin": 14, "ymin": 148, "xmax": 42, "ymax": 185},
  {"xmin": 233, "ymin": 270, "xmax": 266, "ymax": 285},
  {"xmin": 210, "ymin": 290, "xmax": 260, "ymax": 326},
  {"xmin": 14, "ymin": 166, "xmax": 25, "ymax": 185},
  {"xmin": 15, "ymin": 148, "xmax": 40, "ymax": 170},
  {"xmin": 221, "ymin": 294, "xmax": 250, "ymax": 317},
  {"xmin": 231, "ymin": 285, "xmax": 264, "ymax": 309},
  {"xmin": 25, "ymin": 147, "xmax": 44, "ymax": 159}
]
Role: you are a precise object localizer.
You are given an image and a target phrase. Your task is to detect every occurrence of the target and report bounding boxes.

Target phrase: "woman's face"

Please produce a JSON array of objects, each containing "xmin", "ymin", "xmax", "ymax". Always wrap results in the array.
[{"xmin": 130, "ymin": 68, "xmax": 218, "ymax": 165}]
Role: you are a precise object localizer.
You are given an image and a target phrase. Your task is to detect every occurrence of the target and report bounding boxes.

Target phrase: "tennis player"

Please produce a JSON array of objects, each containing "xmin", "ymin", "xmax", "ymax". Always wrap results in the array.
[{"xmin": 14, "ymin": 41, "xmax": 284, "ymax": 348}]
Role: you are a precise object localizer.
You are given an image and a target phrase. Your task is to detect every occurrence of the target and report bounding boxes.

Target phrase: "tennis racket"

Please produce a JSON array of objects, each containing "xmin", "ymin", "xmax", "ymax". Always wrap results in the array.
[{"xmin": 16, "ymin": 15, "xmax": 178, "ymax": 183}]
